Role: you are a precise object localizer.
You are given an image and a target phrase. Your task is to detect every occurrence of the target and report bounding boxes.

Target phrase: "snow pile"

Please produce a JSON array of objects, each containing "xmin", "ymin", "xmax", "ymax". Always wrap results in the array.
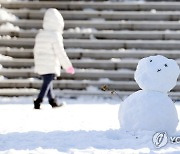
[
  {"xmin": 0, "ymin": 23, "xmax": 20, "ymax": 31},
  {"xmin": 0, "ymin": 35, "xmax": 11, "ymax": 39},
  {"xmin": 0, "ymin": 8, "xmax": 18, "ymax": 21},
  {"xmin": 111, "ymin": 58, "xmax": 121, "ymax": 62},
  {"xmin": 83, "ymin": 8, "xmax": 96, "ymax": 12},
  {"xmin": 91, "ymin": 18, "xmax": 105, "ymax": 22},
  {"xmin": 0, "ymin": 8, "xmax": 20, "ymax": 32},
  {"xmin": 119, "ymin": 55, "xmax": 180, "ymax": 134},
  {"xmin": 86, "ymin": 85, "xmax": 100, "ymax": 92},
  {"xmin": 67, "ymin": 27, "xmax": 97, "ymax": 33},
  {"xmin": 0, "ymin": 54, "xmax": 12, "ymax": 60},
  {"xmin": 67, "ymin": 27, "xmax": 97, "ymax": 39},
  {"xmin": 99, "ymin": 78, "xmax": 111, "ymax": 83}
]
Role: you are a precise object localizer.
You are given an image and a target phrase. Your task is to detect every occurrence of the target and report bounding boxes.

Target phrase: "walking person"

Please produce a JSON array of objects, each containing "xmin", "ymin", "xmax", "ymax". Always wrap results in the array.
[{"xmin": 33, "ymin": 8, "xmax": 75, "ymax": 109}]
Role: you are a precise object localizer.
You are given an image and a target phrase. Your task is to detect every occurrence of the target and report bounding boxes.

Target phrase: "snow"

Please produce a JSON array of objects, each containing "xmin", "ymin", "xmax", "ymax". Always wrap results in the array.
[
  {"xmin": 119, "ymin": 90, "xmax": 179, "ymax": 134},
  {"xmin": 0, "ymin": 0, "xmax": 179, "ymax": 153},
  {"xmin": 0, "ymin": 23, "xmax": 20, "ymax": 32},
  {"xmin": 67, "ymin": 27, "xmax": 97, "ymax": 39},
  {"xmin": 0, "ymin": 8, "xmax": 17, "ymax": 21},
  {"xmin": 0, "ymin": 96, "xmax": 180, "ymax": 154},
  {"xmin": 135, "ymin": 55, "xmax": 180, "ymax": 93},
  {"xmin": 67, "ymin": 27, "xmax": 93, "ymax": 33},
  {"xmin": 0, "ymin": 54, "xmax": 12, "ymax": 60},
  {"xmin": 0, "ymin": 8, "xmax": 20, "ymax": 32}
]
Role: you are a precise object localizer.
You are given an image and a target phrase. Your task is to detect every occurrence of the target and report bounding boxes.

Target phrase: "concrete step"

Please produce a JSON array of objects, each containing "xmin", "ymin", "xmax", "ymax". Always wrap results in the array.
[
  {"xmin": 0, "ymin": 68, "xmax": 134, "ymax": 81},
  {"xmin": 0, "ymin": 88, "xmax": 133, "ymax": 98},
  {"xmin": 2, "ymin": 38, "xmax": 180, "ymax": 50},
  {"xmin": 0, "ymin": 79, "xmax": 140, "ymax": 91},
  {"xmin": 65, "ymin": 49, "xmax": 180, "ymax": 60},
  {"xmin": 0, "ymin": 78, "xmax": 180, "ymax": 92},
  {"xmin": 0, "ymin": 88, "xmax": 38, "ymax": 96},
  {"xmin": 0, "ymin": 47, "xmax": 80, "ymax": 59},
  {"xmin": 0, "ymin": 58, "xmax": 138, "ymax": 70},
  {"xmin": 1, "ymin": 47, "xmax": 180, "ymax": 60},
  {"xmin": 0, "ymin": 87, "xmax": 179, "ymax": 101},
  {"xmin": 2, "ymin": 67, "xmax": 180, "ymax": 81},
  {"xmin": 8, "ymin": 9, "xmax": 180, "ymax": 21},
  {"xmin": 2, "ymin": 20, "xmax": 180, "ymax": 30},
  {"xmin": 1, "ymin": 57, "xmax": 180, "ymax": 71},
  {"xmin": 2, "ymin": 0, "xmax": 180, "ymax": 98},
  {"xmin": 2, "ymin": 30, "xmax": 180, "ymax": 40},
  {"xmin": 2, "ymin": 1, "xmax": 180, "ymax": 11}
]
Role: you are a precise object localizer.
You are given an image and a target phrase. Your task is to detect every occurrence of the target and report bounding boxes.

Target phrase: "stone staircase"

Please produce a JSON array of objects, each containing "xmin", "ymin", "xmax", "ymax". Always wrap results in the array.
[{"xmin": 1, "ymin": 0, "xmax": 180, "ymax": 99}]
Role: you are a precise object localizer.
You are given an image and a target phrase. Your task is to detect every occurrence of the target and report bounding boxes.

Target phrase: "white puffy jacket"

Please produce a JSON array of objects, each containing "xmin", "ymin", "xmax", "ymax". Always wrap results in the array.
[{"xmin": 33, "ymin": 8, "xmax": 72, "ymax": 76}]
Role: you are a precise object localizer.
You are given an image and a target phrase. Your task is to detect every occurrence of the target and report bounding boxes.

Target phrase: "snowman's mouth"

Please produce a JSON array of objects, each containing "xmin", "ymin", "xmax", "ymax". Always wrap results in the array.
[{"xmin": 157, "ymin": 69, "xmax": 161, "ymax": 72}]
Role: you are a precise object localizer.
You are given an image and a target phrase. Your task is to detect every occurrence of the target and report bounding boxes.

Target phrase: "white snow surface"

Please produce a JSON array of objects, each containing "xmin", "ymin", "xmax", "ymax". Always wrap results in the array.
[{"xmin": 0, "ymin": 96, "xmax": 180, "ymax": 154}]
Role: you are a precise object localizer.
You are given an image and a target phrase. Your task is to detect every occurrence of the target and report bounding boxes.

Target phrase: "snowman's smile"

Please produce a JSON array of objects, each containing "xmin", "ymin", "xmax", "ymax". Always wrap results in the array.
[{"xmin": 157, "ymin": 69, "xmax": 161, "ymax": 72}]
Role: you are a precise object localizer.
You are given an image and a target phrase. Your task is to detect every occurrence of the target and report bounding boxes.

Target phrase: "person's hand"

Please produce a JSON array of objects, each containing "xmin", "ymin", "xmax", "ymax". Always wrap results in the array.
[{"xmin": 66, "ymin": 66, "xmax": 75, "ymax": 74}]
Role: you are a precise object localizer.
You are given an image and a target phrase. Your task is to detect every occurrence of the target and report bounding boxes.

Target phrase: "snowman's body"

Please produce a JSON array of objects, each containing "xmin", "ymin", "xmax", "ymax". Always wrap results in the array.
[
  {"xmin": 119, "ymin": 90, "xmax": 178, "ymax": 133},
  {"xmin": 119, "ymin": 55, "xmax": 180, "ymax": 134}
]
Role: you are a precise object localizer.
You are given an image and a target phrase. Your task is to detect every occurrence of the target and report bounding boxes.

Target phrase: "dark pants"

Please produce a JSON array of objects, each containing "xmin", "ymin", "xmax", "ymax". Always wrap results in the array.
[{"xmin": 37, "ymin": 74, "xmax": 55, "ymax": 101}]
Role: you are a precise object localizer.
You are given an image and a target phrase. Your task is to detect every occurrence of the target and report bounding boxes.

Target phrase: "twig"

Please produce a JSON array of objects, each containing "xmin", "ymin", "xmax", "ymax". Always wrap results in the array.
[{"xmin": 101, "ymin": 85, "xmax": 124, "ymax": 102}]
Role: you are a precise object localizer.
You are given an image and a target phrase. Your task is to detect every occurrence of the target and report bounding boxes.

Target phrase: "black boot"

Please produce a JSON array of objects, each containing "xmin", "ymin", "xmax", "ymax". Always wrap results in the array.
[
  {"xmin": 49, "ymin": 98, "xmax": 63, "ymax": 108},
  {"xmin": 34, "ymin": 98, "xmax": 42, "ymax": 109}
]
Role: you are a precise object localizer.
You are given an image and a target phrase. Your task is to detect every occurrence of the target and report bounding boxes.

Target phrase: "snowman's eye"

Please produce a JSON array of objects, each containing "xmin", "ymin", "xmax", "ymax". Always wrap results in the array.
[
  {"xmin": 164, "ymin": 64, "xmax": 168, "ymax": 67},
  {"xmin": 150, "ymin": 60, "xmax": 152, "ymax": 62}
]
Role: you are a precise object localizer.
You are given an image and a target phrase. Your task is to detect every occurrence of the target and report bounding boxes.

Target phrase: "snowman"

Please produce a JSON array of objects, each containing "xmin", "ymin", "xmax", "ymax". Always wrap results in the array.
[{"xmin": 119, "ymin": 55, "xmax": 180, "ymax": 134}]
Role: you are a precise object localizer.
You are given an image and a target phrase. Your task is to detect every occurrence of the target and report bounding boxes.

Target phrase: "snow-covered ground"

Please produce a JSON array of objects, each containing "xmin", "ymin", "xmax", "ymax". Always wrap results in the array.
[{"xmin": 0, "ymin": 96, "xmax": 180, "ymax": 154}]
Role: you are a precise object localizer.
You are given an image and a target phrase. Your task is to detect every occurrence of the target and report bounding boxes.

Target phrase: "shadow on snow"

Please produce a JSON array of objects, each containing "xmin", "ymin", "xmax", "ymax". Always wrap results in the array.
[{"xmin": 0, "ymin": 129, "xmax": 154, "ymax": 152}]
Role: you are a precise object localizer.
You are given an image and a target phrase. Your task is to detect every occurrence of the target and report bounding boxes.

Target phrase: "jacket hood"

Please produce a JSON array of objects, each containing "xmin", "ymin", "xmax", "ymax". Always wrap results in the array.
[{"xmin": 43, "ymin": 8, "xmax": 64, "ymax": 33}]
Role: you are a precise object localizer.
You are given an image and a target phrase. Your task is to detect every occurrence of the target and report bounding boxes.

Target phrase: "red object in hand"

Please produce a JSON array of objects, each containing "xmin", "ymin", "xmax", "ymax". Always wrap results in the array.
[{"xmin": 66, "ymin": 66, "xmax": 75, "ymax": 74}]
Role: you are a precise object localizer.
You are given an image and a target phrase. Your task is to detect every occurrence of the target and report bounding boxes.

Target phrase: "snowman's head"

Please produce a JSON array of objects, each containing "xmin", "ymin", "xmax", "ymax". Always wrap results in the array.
[{"xmin": 134, "ymin": 55, "xmax": 180, "ymax": 93}]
